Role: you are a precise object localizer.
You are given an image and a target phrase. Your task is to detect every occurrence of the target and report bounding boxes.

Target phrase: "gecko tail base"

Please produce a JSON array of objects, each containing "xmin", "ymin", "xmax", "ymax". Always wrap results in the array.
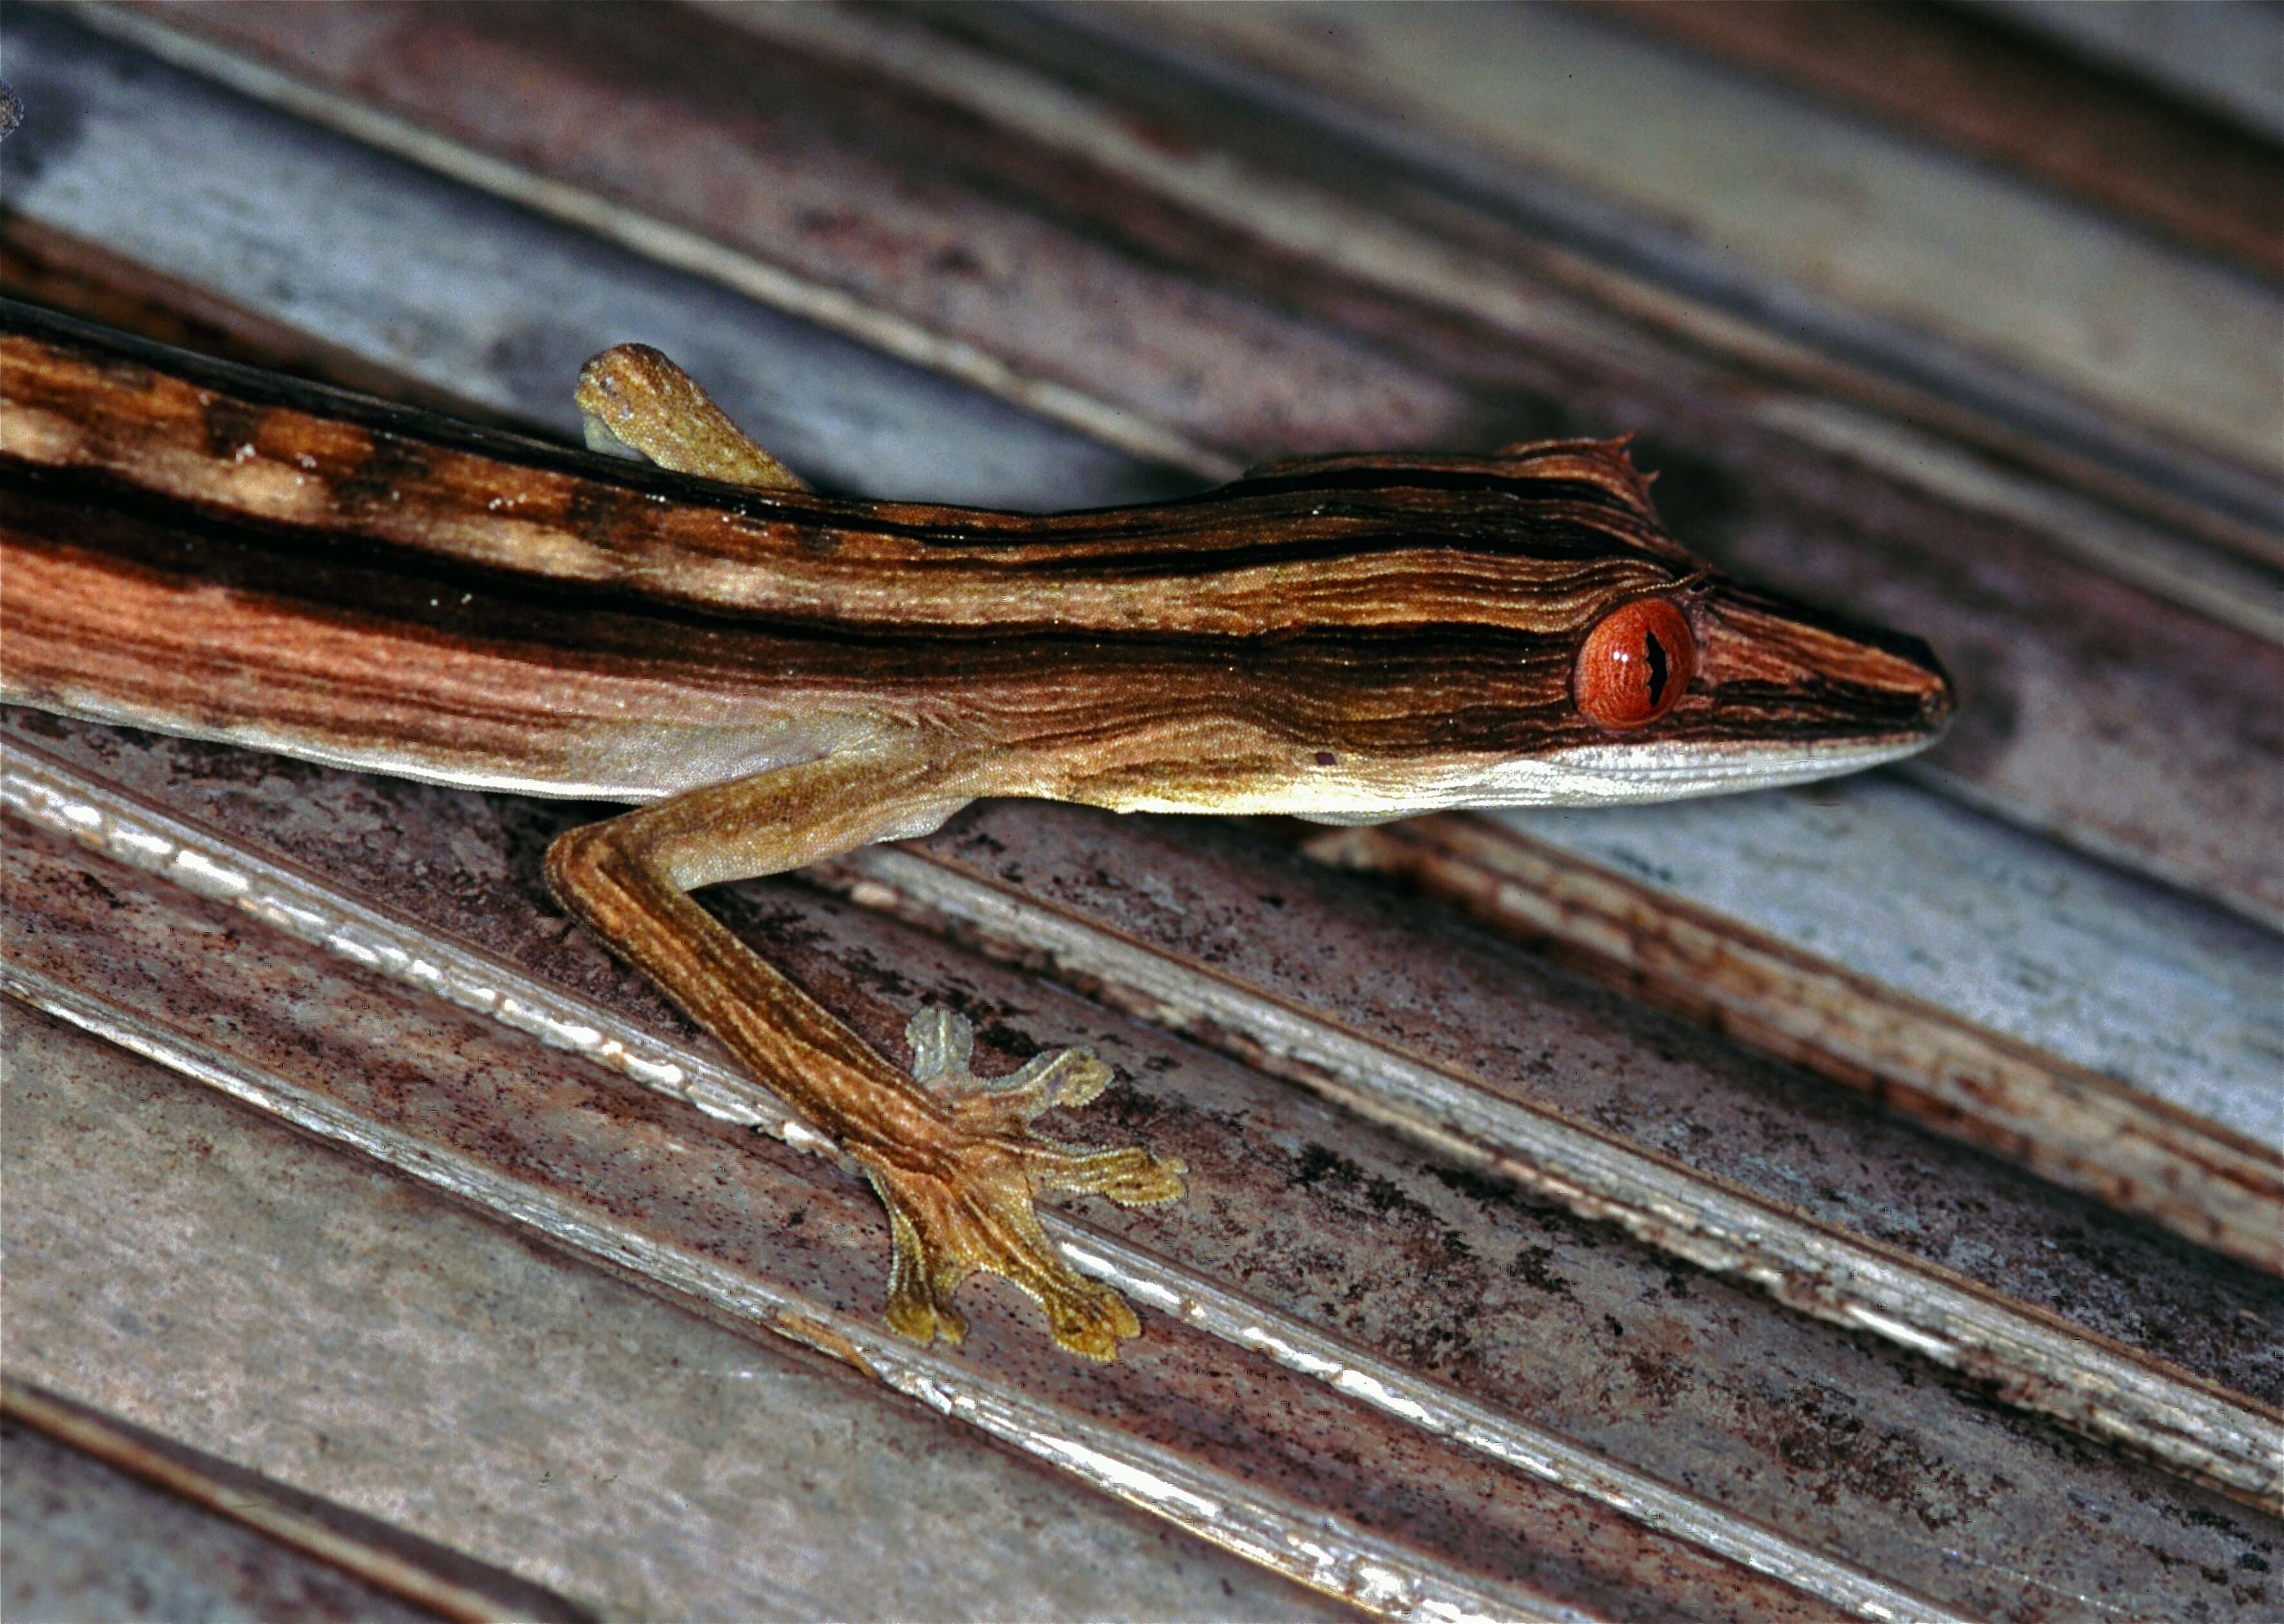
[{"xmin": 865, "ymin": 1009, "xmax": 1188, "ymax": 1360}]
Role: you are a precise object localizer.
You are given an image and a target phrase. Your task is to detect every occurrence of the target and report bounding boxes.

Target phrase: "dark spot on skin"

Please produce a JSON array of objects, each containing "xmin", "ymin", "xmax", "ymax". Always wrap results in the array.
[
  {"xmin": 563, "ymin": 481, "xmax": 632, "ymax": 548},
  {"xmin": 1314, "ymin": 750, "xmax": 1337, "ymax": 766},
  {"xmin": 331, "ymin": 434, "xmax": 433, "ymax": 513},
  {"xmin": 201, "ymin": 396, "xmax": 265, "ymax": 464}
]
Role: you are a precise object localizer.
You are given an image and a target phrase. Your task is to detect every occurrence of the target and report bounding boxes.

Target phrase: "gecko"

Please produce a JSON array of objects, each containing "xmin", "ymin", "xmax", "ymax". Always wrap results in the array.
[{"xmin": 0, "ymin": 301, "xmax": 1953, "ymax": 1358}]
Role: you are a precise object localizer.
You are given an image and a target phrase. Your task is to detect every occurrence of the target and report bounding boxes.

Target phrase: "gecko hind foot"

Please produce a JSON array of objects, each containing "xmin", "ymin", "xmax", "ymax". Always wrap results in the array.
[{"xmin": 862, "ymin": 1008, "xmax": 1186, "ymax": 1360}]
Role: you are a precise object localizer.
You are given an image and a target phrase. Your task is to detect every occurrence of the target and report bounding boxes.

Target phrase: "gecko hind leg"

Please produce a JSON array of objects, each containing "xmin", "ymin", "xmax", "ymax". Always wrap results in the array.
[{"xmin": 875, "ymin": 1009, "xmax": 1187, "ymax": 1356}]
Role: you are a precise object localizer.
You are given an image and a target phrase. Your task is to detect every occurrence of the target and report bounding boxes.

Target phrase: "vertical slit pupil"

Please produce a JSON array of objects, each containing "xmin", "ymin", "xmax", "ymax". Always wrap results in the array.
[{"xmin": 1643, "ymin": 628, "xmax": 1669, "ymax": 708}]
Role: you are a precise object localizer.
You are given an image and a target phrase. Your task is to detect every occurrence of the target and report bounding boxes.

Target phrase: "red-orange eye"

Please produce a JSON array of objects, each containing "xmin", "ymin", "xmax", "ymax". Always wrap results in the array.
[{"xmin": 1574, "ymin": 597, "xmax": 1696, "ymax": 730}]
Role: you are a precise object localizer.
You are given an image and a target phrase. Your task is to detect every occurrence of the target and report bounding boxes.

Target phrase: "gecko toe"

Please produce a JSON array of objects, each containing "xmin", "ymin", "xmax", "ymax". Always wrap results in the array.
[{"xmin": 1028, "ymin": 1143, "xmax": 1189, "ymax": 1206}]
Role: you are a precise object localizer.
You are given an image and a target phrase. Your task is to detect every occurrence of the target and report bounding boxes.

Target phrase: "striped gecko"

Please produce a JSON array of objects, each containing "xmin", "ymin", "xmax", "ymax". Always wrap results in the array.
[{"xmin": 0, "ymin": 303, "xmax": 1952, "ymax": 1357}]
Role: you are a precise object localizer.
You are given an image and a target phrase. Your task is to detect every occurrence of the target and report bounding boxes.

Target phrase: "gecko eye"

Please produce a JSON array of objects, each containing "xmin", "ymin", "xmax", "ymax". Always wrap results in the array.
[{"xmin": 1574, "ymin": 597, "xmax": 1696, "ymax": 730}]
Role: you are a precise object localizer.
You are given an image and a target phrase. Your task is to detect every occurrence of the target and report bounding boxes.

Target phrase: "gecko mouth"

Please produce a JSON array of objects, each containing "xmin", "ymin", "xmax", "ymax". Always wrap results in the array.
[{"xmin": 1533, "ymin": 728, "xmax": 1941, "ymax": 802}]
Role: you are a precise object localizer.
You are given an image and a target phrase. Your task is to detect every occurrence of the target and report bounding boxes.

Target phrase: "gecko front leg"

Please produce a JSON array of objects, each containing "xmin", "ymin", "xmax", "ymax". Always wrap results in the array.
[
  {"xmin": 545, "ymin": 743, "xmax": 1188, "ymax": 1358},
  {"xmin": 576, "ymin": 342, "xmax": 811, "ymax": 491},
  {"xmin": 556, "ymin": 342, "xmax": 1183, "ymax": 1355}
]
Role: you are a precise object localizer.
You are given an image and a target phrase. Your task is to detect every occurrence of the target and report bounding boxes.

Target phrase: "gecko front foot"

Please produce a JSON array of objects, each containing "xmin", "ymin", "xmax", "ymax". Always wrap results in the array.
[{"xmin": 857, "ymin": 1008, "xmax": 1186, "ymax": 1360}]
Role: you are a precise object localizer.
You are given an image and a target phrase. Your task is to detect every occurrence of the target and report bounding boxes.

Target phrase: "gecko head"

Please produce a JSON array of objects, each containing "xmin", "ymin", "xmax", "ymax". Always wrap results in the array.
[
  {"xmin": 1288, "ymin": 563, "xmax": 1953, "ymax": 821},
  {"xmin": 1288, "ymin": 438, "xmax": 1964, "ymax": 813},
  {"xmin": 1150, "ymin": 438, "xmax": 1952, "ymax": 819},
  {"xmin": 1408, "ymin": 437, "xmax": 1956, "ymax": 808},
  {"xmin": 1292, "ymin": 440, "xmax": 1955, "ymax": 814},
  {"xmin": 1453, "ymin": 569, "xmax": 1956, "ymax": 808}
]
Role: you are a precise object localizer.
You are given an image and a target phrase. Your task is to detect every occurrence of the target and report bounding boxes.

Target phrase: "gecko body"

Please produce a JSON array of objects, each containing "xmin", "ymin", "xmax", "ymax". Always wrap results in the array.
[{"xmin": 1, "ymin": 305, "xmax": 1951, "ymax": 1355}]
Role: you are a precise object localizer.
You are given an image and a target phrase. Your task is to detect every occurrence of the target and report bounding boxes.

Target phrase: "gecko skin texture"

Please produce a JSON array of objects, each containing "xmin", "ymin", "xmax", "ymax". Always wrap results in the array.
[{"xmin": 0, "ymin": 306, "xmax": 1952, "ymax": 1358}]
